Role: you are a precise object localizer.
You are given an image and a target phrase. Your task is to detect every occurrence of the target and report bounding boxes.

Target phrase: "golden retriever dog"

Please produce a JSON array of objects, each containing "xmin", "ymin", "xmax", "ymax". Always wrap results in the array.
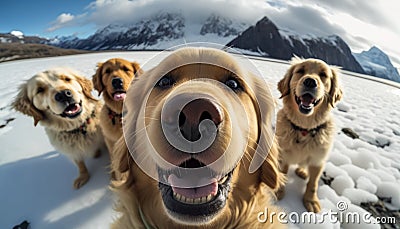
[
  {"xmin": 12, "ymin": 68, "xmax": 104, "ymax": 189},
  {"xmin": 275, "ymin": 57, "xmax": 342, "ymax": 213},
  {"xmin": 92, "ymin": 58, "xmax": 142, "ymax": 155},
  {"xmin": 111, "ymin": 47, "xmax": 285, "ymax": 228}
]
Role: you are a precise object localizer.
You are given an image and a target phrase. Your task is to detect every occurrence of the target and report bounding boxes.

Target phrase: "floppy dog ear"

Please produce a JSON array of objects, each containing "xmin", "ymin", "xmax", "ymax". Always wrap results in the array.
[
  {"xmin": 131, "ymin": 62, "xmax": 143, "ymax": 77},
  {"xmin": 92, "ymin": 62, "xmax": 104, "ymax": 96},
  {"xmin": 277, "ymin": 65, "xmax": 294, "ymax": 99},
  {"xmin": 278, "ymin": 57, "xmax": 303, "ymax": 99},
  {"xmin": 75, "ymin": 75, "xmax": 97, "ymax": 101},
  {"xmin": 111, "ymin": 136, "xmax": 135, "ymax": 188},
  {"xmin": 12, "ymin": 83, "xmax": 44, "ymax": 126},
  {"xmin": 249, "ymin": 74, "xmax": 285, "ymax": 191},
  {"xmin": 111, "ymin": 68, "xmax": 155, "ymax": 188},
  {"xmin": 328, "ymin": 67, "xmax": 343, "ymax": 107},
  {"xmin": 260, "ymin": 140, "xmax": 284, "ymax": 191}
]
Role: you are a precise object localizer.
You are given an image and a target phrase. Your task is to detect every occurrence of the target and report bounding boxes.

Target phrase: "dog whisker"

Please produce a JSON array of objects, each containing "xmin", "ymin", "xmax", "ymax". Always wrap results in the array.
[{"xmin": 127, "ymin": 124, "xmax": 149, "ymax": 141}]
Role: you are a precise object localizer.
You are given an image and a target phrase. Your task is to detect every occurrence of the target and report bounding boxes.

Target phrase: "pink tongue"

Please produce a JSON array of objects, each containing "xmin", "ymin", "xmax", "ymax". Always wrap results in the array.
[
  {"xmin": 113, "ymin": 92, "xmax": 126, "ymax": 101},
  {"xmin": 168, "ymin": 174, "xmax": 218, "ymax": 199},
  {"xmin": 65, "ymin": 104, "xmax": 80, "ymax": 114},
  {"xmin": 300, "ymin": 94, "xmax": 315, "ymax": 106}
]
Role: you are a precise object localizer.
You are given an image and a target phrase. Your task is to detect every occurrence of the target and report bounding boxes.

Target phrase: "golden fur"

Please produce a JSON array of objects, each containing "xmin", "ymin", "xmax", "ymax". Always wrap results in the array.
[
  {"xmin": 111, "ymin": 48, "xmax": 285, "ymax": 228},
  {"xmin": 275, "ymin": 57, "xmax": 342, "ymax": 212},
  {"xmin": 12, "ymin": 68, "xmax": 104, "ymax": 189},
  {"xmin": 92, "ymin": 58, "xmax": 142, "ymax": 155}
]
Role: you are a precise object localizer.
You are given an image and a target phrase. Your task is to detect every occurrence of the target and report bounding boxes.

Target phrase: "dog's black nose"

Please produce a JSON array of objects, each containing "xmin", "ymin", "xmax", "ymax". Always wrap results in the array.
[
  {"xmin": 303, "ymin": 78, "xmax": 317, "ymax": 88},
  {"xmin": 55, "ymin": 90, "xmax": 73, "ymax": 102},
  {"xmin": 112, "ymin": 78, "xmax": 124, "ymax": 90},
  {"xmin": 179, "ymin": 99, "xmax": 223, "ymax": 142}
]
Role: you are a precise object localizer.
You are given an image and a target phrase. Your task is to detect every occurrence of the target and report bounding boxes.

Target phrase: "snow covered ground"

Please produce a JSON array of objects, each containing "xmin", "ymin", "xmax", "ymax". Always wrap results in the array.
[{"xmin": 0, "ymin": 51, "xmax": 399, "ymax": 229}]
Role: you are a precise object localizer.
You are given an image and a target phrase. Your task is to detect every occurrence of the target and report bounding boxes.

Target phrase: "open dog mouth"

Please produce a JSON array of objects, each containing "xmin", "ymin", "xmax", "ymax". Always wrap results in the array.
[
  {"xmin": 112, "ymin": 91, "xmax": 126, "ymax": 101},
  {"xmin": 295, "ymin": 93, "xmax": 321, "ymax": 114},
  {"xmin": 158, "ymin": 158, "xmax": 234, "ymax": 219},
  {"xmin": 61, "ymin": 101, "xmax": 82, "ymax": 118}
]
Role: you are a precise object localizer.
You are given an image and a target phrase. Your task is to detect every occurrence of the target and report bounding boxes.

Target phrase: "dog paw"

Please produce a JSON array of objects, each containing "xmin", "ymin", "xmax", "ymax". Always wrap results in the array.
[
  {"xmin": 303, "ymin": 196, "xmax": 321, "ymax": 213},
  {"xmin": 275, "ymin": 186, "xmax": 286, "ymax": 200},
  {"xmin": 295, "ymin": 167, "xmax": 308, "ymax": 179},
  {"xmin": 73, "ymin": 173, "xmax": 90, "ymax": 189}
]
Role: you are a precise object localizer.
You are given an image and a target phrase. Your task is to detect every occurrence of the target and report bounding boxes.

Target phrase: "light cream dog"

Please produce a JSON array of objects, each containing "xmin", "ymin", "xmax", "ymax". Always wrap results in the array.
[{"xmin": 12, "ymin": 68, "xmax": 104, "ymax": 189}]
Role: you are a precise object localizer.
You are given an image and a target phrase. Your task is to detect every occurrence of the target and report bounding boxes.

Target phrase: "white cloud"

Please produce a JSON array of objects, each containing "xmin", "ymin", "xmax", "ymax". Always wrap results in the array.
[
  {"xmin": 46, "ymin": 0, "xmax": 400, "ymax": 67},
  {"xmin": 47, "ymin": 13, "xmax": 76, "ymax": 32},
  {"xmin": 262, "ymin": 3, "xmax": 346, "ymax": 36},
  {"xmin": 263, "ymin": 0, "xmax": 400, "ymax": 67},
  {"xmin": 57, "ymin": 13, "xmax": 75, "ymax": 24},
  {"xmin": 85, "ymin": 0, "xmax": 269, "ymax": 27},
  {"xmin": 299, "ymin": 0, "xmax": 400, "ymax": 34}
]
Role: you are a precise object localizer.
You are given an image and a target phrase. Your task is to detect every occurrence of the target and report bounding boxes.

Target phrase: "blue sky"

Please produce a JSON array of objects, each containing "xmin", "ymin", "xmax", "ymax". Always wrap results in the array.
[
  {"xmin": 0, "ymin": 0, "xmax": 94, "ymax": 38},
  {"xmin": 1, "ymin": 0, "xmax": 399, "ymax": 67}
]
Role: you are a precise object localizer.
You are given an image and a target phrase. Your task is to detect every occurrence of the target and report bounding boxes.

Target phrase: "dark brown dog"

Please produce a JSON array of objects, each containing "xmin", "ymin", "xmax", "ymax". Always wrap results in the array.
[{"xmin": 92, "ymin": 58, "xmax": 142, "ymax": 154}]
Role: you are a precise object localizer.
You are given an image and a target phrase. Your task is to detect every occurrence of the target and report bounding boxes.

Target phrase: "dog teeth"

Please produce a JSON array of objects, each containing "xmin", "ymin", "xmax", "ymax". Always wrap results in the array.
[
  {"xmin": 173, "ymin": 192, "xmax": 182, "ymax": 202},
  {"xmin": 206, "ymin": 194, "xmax": 214, "ymax": 202},
  {"xmin": 173, "ymin": 192, "xmax": 216, "ymax": 204},
  {"xmin": 300, "ymin": 104, "xmax": 313, "ymax": 109}
]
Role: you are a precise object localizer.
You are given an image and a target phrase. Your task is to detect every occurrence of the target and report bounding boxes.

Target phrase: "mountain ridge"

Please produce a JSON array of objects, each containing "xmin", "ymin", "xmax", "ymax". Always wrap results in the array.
[
  {"xmin": 1, "ymin": 13, "xmax": 399, "ymax": 83},
  {"xmin": 50, "ymin": 12, "xmax": 246, "ymax": 51},
  {"xmin": 353, "ymin": 46, "xmax": 400, "ymax": 83},
  {"xmin": 227, "ymin": 16, "xmax": 364, "ymax": 73}
]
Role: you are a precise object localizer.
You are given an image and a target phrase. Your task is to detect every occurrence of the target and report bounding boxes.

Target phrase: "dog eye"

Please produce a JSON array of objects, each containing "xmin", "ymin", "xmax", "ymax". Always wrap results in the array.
[
  {"xmin": 225, "ymin": 79, "xmax": 240, "ymax": 90},
  {"xmin": 37, "ymin": 87, "xmax": 45, "ymax": 94},
  {"xmin": 105, "ymin": 69, "xmax": 111, "ymax": 74},
  {"xmin": 157, "ymin": 76, "xmax": 175, "ymax": 89},
  {"xmin": 296, "ymin": 68, "xmax": 305, "ymax": 74},
  {"xmin": 65, "ymin": 77, "xmax": 71, "ymax": 82},
  {"xmin": 122, "ymin": 66, "xmax": 130, "ymax": 72},
  {"xmin": 319, "ymin": 72, "xmax": 327, "ymax": 78}
]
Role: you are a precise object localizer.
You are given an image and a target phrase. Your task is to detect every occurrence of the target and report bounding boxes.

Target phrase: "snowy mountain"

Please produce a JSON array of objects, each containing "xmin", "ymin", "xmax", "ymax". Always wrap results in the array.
[
  {"xmin": 200, "ymin": 14, "xmax": 247, "ymax": 37},
  {"xmin": 2, "ymin": 13, "xmax": 400, "ymax": 83},
  {"xmin": 0, "ymin": 32, "xmax": 48, "ymax": 44},
  {"xmin": 55, "ymin": 12, "xmax": 247, "ymax": 50},
  {"xmin": 48, "ymin": 35, "xmax": 81, "ymax": 49},
  {"xmin": 353, "ymin": 46, "xmax": 400, "ymax": 83},
  {"xmin": 0, "ymin": 33, "xmax": 87, "ymax": 63},
  {"xmin": 10, "ymin": 30, "xmax": 24, "ymax": 39},
  {"xmin": 227, "ymin": 17, "xmax": 365, "ymax": 74},
  {"xmin": 71, "ymin": 12, "xmax": 185, "ymax": 50},
  {"xmin": 1, "ymin": 52, "xmax": 399, "ymax": 229}
]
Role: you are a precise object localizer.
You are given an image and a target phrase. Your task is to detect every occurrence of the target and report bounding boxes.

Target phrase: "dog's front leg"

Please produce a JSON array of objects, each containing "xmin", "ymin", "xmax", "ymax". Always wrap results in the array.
[
  {"xmin": 275, "ymin": 162, "xmax": 288, "ymax": 200},
  {"xmin": 303, "ymin": 165, "xmax": 322, "ymax": 213},
  {"xmin": 73, "ymin": 160, "xmax": 90, "ymax": 189}
]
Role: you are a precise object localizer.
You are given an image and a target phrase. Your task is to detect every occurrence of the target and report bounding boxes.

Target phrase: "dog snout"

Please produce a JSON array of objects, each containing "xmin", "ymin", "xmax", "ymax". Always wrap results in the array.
[
  {"xmin": 179, "ymin": 99, "xmax": 223, "ymax": 142},
  {"xmin": 303, "ymin": 78, "xmax": 317, "ymax": 88},
  {"xmin": 112, "ymin": 77, "xmax": 124, "ymax": 90},
  {"xmin": 55, "ymin": 89, "xmax": 73, "ymax": 103}
]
